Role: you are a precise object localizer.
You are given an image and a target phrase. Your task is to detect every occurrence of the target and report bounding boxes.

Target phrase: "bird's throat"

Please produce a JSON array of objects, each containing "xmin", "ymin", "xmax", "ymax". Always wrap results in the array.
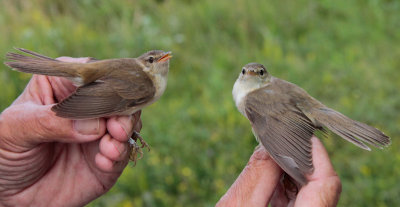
[{"xmin": 233, "ymin": 78, "xmax": 265, "ymax": 116}]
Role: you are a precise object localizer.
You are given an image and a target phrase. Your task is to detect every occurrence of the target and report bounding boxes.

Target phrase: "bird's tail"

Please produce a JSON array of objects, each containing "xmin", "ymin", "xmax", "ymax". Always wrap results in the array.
[
  {"xmin": 4, "ymin": 48, "xmax": 80, "ymax": 77},
  {"xmin": 311, "ymin": 107, "xmax": 390, "ymax": 150}
]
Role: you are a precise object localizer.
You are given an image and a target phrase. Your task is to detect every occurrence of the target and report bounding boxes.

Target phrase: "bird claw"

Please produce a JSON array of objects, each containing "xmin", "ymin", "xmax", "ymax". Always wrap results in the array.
[
  {"xmin": 128, "ymin": 137, "xmax": 142, "ymax": 165},
  {"xmin": 128, "ymin": 131, "xmax": 150, "ymax": 164},
  {"xmin": 133, "ymin": 131, "xmax": 151, "ymax": 152}
]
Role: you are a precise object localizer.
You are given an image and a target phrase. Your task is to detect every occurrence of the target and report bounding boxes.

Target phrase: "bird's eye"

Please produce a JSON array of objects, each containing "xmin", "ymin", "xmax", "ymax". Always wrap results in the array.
[
  {"xmin": 148, "ymin": 57, "xmax": 154, "ymax": 63},
  {"xmin": 242, "ymin": 69, "xmax": 245, "ymax": 75},
  {"xmin": 259, "ymin": 70, "xmax": 264, "ymax": 76}
]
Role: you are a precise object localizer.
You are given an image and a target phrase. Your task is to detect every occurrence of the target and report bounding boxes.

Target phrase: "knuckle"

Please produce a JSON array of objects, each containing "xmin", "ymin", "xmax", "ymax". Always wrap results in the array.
[{"xmin": 249, "ymin": 146, "xmax": 272, "ymax": 162}]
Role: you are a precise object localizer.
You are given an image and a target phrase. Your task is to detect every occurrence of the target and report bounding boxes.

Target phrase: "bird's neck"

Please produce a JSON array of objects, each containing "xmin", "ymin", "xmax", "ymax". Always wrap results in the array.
[
  {"xmin": 232, "ymin": 79, "xmax": 257, "ymax": 116},
  {"xmin": 145, "ymin": 62, "xmax": 169, "ymax": 101},
  {"xmin": 152, "ymin": 72, "xmax": 168, "ymax": 100}
]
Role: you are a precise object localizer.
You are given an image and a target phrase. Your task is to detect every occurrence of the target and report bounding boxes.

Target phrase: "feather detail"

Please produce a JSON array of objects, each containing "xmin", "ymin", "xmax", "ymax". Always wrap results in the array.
[
  {"xmin": 309, "ymin": 107, "xmax": 390, "ymax": 149},
  {"xmin": 5, "ymin": 48, "xmax": 80, "ymax": 77}
]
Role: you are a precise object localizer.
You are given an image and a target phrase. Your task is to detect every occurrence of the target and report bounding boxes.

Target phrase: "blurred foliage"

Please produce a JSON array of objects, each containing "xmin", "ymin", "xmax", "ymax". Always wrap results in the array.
[{"xmin": 0, "ymin": 0, "xmax": 399, "ymax": 206}]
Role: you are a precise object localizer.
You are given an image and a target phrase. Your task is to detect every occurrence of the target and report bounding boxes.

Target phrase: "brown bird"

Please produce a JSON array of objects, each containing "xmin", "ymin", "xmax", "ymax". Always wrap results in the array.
[
  {"xmin": 233, "ymin": 63, "xmax": 390, "ymax": 186},
  {"xmin": 5, "ymin": 48, "xmax": 172, "ymax": 162}
]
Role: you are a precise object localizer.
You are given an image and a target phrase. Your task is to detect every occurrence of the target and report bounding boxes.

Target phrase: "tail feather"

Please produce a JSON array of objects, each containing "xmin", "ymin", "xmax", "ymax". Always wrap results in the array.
[
  {"xmin": 312, "ymin": 108, "xmax": 390, "ymax": 150},
  {"xmin": 4, "ymin": 48, "xmax": 79, "ymax": 77},
  {"xmin": 14, "ymin": 48, "xmax": 56, "ymax": 61}
]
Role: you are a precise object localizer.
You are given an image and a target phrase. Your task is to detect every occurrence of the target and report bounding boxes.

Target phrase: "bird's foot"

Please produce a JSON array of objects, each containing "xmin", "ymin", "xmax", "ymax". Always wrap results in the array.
[
  {"xmin": 128, "ymin": 131, "xmax": 150, "ymax": 165},
  {"xmin": 133, "ymin": 131, "xmax": 151, "ymax": 152},
  {"xmin": 128, "ymin": 137, "xmax": 142, "ymax": 165}
]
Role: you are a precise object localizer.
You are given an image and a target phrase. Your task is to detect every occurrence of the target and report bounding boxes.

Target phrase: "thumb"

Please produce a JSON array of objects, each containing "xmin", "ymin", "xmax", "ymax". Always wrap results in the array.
[
  {"xmin": 217, "ymin": 146, "xmax": 282, "ymax": 207},
  {"xmin": 0, "ymin": 102, "xmax": 106, "ymax": 148}
]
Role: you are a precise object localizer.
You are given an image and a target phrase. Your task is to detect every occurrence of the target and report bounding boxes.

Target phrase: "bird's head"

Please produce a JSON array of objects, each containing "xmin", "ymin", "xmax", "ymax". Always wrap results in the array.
[
  {"xmin": 138, "ymin": 50, "xmax": 172, "ymax": 76},
  {"xmin": 238, "ymin": 63, "xmax": 270, "ymax": 84}
]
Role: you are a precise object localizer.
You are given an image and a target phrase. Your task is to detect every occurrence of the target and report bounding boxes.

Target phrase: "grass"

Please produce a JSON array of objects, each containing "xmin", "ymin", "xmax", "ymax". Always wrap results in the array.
[{"xmin": 0, "ymin": 0, "xmax": 399, "ymax": 206}]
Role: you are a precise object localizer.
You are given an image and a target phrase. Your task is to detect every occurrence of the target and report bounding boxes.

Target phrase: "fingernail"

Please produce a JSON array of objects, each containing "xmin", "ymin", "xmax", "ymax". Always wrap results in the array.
[{"xmin": 74, "ymin": 119, "xmax": 100, "ymax": 135}]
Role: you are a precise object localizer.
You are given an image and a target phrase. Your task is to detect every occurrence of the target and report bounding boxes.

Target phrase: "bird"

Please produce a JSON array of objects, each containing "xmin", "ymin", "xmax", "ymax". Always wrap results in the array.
[
  {"xmin": 232, "ymin": 62, "xmax": 390, "ymax": 186},
  {"xmin": 5, "ymin": 48, "xmax": 172, "ymax": 163}
]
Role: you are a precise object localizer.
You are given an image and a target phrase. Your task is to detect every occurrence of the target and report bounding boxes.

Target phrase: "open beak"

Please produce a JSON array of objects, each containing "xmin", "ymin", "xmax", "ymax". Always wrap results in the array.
[{"xmin": 158, "ymin": 51, "xmax": 173, "ymax": 62}]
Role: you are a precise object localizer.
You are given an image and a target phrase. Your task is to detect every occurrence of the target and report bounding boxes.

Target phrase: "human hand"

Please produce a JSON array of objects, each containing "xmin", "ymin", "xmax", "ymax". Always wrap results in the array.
[
  {"xmin": 216, "ymin": 136, "xmax": 342, "ymax": 207},
  {"xmin": 0, "ymin": 57, "xmax": 141, "ymax": 206}
]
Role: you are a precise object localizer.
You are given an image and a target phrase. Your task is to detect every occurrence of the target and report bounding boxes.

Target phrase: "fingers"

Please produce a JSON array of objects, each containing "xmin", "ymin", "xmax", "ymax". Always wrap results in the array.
[
  {"xmin": 13, "ymin": 75, "xmax": 58, "ymax": 105},
  {"xmin": 106, "ymin": 111, "xmax": 142, "ymax": 142},
  {"xmin": 216, "ymin": 145, "xmax": 282, "ymax": 207},
  {"xmin": 99, "ymin": 134, "xmax": 129, "ymax": 161},
  {"xmin": 94, "ymin": 111, "xmax": 142, "ymax": 172},
  {"xmin": 0, "ymin": 103, "xmax": 106, "ymax": 148},
  {"xmin": 95, "ymin": 134, "xmax": 130, "ymax": 172},
  {"xmin": 294, "ymin": 137, "xmax": 342, "ymax": 207},
  {"xmin": 307, "ymin": 137, "xmax": 338, "ymax": 180},
  {"xmin": 47, "ymin": 76, "xmax": 76, "ymax": 102},
  {"xmin": 106, "ymin": 116, "xmax": 133, "ymax": 142}
]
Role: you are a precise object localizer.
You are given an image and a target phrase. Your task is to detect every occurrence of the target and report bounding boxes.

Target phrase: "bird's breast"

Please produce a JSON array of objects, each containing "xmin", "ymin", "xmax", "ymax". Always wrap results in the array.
[
  {"xmin": 232, "ymin": 78, "xmax": 264, "ymax": 118},
  {"xmin": 232, "ymin": 81, "xmax": 246, "ymax": 116},
  {"xmin": 152, "ymin": 73, "xmax": 168, "ymax": 100}
]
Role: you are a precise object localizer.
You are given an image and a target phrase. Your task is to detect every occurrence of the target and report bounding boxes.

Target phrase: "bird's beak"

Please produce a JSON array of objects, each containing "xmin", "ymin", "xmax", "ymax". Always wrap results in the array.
[
  {"xmin": 246, "ymin": 70, "xmax": 258, "ymax": 76},
  {"xmin": 158, "ymin": 51, "xmax": 173, "ymax": 62}
]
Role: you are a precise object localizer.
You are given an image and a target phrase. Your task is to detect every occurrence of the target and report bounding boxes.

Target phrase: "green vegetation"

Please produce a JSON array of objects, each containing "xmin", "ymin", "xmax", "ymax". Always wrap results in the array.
[{"xmin": 1, "ymin": 0, "xmax": 399, "ymax": 206}]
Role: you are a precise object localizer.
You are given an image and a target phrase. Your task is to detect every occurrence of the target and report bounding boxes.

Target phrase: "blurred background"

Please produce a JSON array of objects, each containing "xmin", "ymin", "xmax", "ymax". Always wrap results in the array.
[{"xmin": 0, "ymin": 0, "xmax": 399, "ymax": 206}]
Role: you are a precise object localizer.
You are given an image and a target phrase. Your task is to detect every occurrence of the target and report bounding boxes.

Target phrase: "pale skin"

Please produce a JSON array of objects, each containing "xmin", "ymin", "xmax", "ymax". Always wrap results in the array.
[
  {"xmin": 0, "ymin": 57, "xmax": 141, "ymax": 206},
  {"xmin": 217, "ymin": 137, "xmax": 342, "ymax": 207}
]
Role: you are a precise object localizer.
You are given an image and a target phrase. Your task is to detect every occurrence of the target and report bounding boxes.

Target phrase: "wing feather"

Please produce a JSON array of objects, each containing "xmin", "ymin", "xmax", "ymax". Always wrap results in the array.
[
  {"xmin": 245, "ymin": 84, "xmax": 316, "ymax": 185},
  {"xmin": 52, "ymin": 82, "xmax": 123, "ymax": 119}
]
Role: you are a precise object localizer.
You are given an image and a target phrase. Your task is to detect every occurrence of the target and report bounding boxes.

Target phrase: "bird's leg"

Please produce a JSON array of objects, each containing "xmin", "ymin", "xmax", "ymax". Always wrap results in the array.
[
  {"xmin": 127, "ymin": 113, "xmax": 150, "ymax": 164},
  {"xmin": 132, "ymin": 131, "xmax": 151, "ymax": 152}
]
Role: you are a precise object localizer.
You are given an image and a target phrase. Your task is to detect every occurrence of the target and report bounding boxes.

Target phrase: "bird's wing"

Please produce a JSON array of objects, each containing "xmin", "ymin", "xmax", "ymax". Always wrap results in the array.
[
  {"xmin": 244, "ymin": 84, "xmax": 316, "ymax": 185},
  {"xmin": 51, "ymin": 58, "xmax": 156, "ymax": 119},
  {"xmin": 51, "ymin": 81, "xmax": 123, "ymax": 119},
  {"xmin": 105, "ymin": 68, "xmax": 156, "ymax": 101},
  {"xmin": 52, "ymin": 76, "xmax": 155, "ymax": 119},
  {"xmin": 82, "ymin": 58, "xmax": 156, "ymax": 101}
]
